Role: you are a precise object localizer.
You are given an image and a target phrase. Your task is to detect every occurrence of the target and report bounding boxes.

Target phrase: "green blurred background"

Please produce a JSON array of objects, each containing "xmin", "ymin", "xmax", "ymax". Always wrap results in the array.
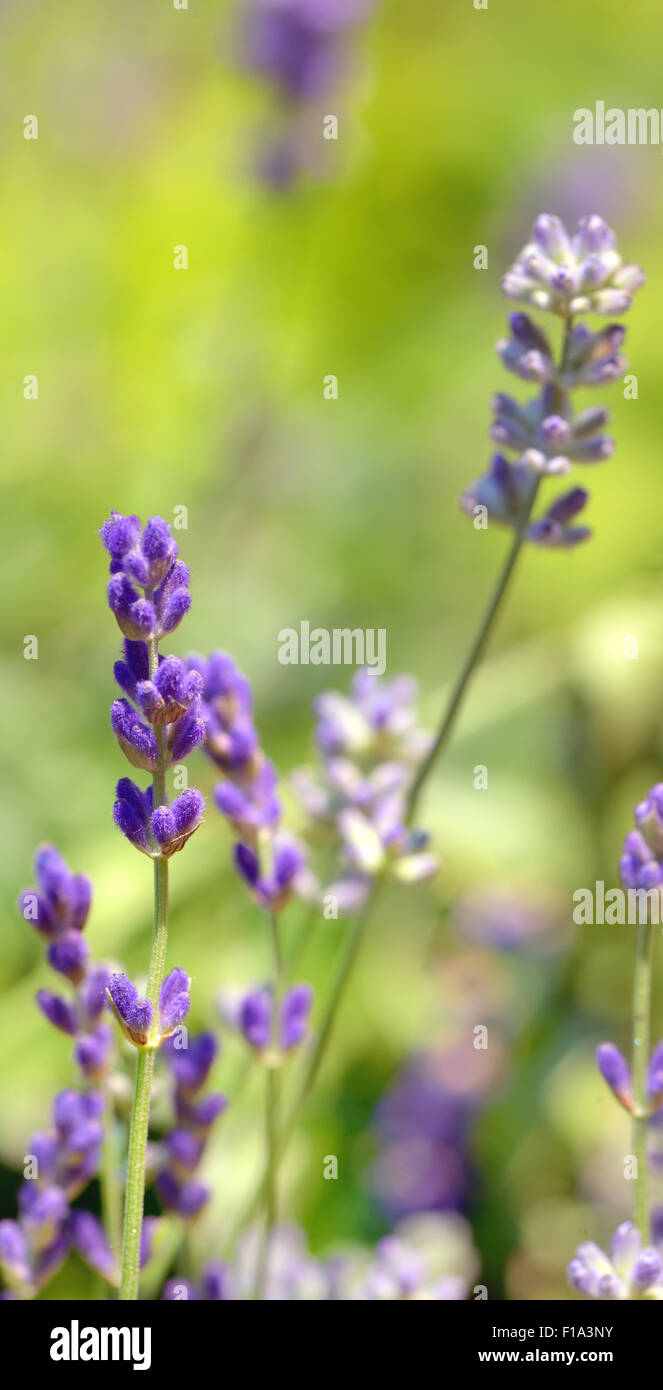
[{"xmin": 3, "ymin": 0, "xmax": 663, "ymax": 1299}]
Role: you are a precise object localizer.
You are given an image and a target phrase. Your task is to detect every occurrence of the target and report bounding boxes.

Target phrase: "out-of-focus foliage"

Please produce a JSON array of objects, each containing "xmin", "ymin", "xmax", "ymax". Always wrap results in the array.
[{"xmin": 2, "ymin": 0, "xmax": 663, "ymax": 1299}]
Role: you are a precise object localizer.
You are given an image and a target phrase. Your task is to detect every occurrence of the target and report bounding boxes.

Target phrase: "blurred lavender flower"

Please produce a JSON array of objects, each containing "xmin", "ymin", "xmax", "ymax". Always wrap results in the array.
[
  {"xmin": 452, "ymin": 885, "xmax": 565, "ymax": 955},
  {"xmin": 19, "ymin": 846, "xmax": 114, "ymax": 1085},
  {"xmin": 371, "ymin": 1037, "xmax": 506, "ymax": 1220},
  {"xmin": 0, "ymin": 1091, "xmax": 115, "ymax": 1297},
  {"xmin": 238, "ymin": 0, "xmax": 374, "ymax": 187},
  {"xmin": 293, "ymin": 669, "xmax": 437, "ymax": 913},
  {"xmin": 568, "ymin": 1222, "xmax": 663, "ymax": 1300},
  {"xmin": 155, "ymin": 1032, "xmax": 228, "ymax": 1221},
  {"xmin": 190, "ymin": 650, "xmax": 307, "ymax": 913},
  {"xmin": 238, "ymin": 982, "xmax": 313, "ymax": 1060},
  {"xmin": 343, "ymin": 1212, "xmax": 479, "ymax": 1301},
  {"xmin": 461, "ymin": 214, "xmax": 644, "ymax": 546}
]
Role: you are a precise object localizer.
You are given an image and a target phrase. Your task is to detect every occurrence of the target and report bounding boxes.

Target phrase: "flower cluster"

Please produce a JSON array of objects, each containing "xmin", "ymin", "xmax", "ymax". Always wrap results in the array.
[
  {"xmin": 189, "ymin": 650, "xmax": 305, "ymax": 913},
  {"xmin": 99, "ymin": 513, "xmax": 206, "ymax": 860},
  {"xmin": 19, "ymin": 846, "xmax": 113, "ymax": 1084},
  {"xmin": 620, "ymin": 784, "xmax": 663, "ymax": 894},
  {"xmin": 346, "ymin": 1213, "xmax": 478, "ymax": 1301},
  {"xmin": 568, "ymin": 1222, "xmax": 663, "ymax": 1300},
  {"xmin": 239, "ymin": 0, "xmax": 373, "ymax": 187},
  {"xmin": 461, "ymin": 214, "xmax": 644, "ymax": 547},
  {"xmin": 230, "ymin": 983, "xmax": 313, "ymax": 1065},
  {"xmin": 107, "ymin": 968, "xmax": 191, "ymax": 1050},
  {"xmin": 293, "ymin": 669, "xmax": 437, "ymax": 913},
  {"xmin": 155, "ymin": 1033, "xmax": 228, "ymax": 1220},
  {"xmin": 0, "ymin": 1090, "xmax": 114, "ymax": 1298},
  {"xmin": 191, "ymin": 1211, "xmax": 479, "ymax": 1301}
]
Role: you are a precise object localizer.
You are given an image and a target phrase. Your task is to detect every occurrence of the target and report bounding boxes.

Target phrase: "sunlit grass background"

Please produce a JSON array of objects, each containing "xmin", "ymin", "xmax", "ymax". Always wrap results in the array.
[{"xmin": 2, "ymin": 0, "xmax": 663, "ymax": 1298}]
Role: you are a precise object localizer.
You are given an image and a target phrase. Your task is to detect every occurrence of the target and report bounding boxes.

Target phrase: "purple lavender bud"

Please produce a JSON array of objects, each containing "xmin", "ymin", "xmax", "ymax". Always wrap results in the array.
[
  {"xmin": 29, "ymin": 1131, "xmax": 57, "ymax": 1178},
  {"xmin": 631, "ymin": 1247, "xmax": 662, "ymax": 1291},
  {"xmin": 78, "ymin": 964, "xmax": 111, "ymax": 1024},
  {"xmin": 611, "ymin": 1221, "xmax": 641, "ymax": 1264},
  {"xmin": 74, "ymin": 1024, "xmax": 113, "ymax": 1081},
  {"xmin": 111, "ymin": 699, "xmax": 159, "ymax": 772},
  {"xmin": 113, "ymin": 776, "xmax": 152, "ymax": 853},
  {"xmin": 164, "ymin": 1128, "xmax": 203, "ymax": 1174},
  {"xmin": 159, "ymin": 586, "xmax": 191, "ymax": 636},
  {"xmin": 99, "ymin": 511, "xmax": 141, "ymax": 559},
  {"xmin": 634, "ymin": 784, "xmax": 663, "ymax": 857},
  {"xmin": 33, "ymin": 845, "xmax": 92, "ymax": 932},
  {"xmin": 596, "ymin": 1042, "xmax": 632, "ymax": 1106},
  {"xmin": 54, "ymin": 1089, "xmax": 104, "ymax": 1133},
  {"xmin": 533, "ymin": 213, "xmax": 570, "ymax": 259},
  {"xmin": 155, "ymin": 1172, "xmax": 209, "ymax": 1219},
  {"xmin": 36, "ymin": 990, "xmax": 78, "ymax": 1036},
  {"xmin": 166, "ymin": 1031, "xmax": 218, "ymax": 1093},
  {"xmin": 200, "ymin": 1260, "xmax": 233, "ymax": 1301},
  {"xmin": 68, "ymin": 1210, "xmax": 117, "ymax": 1280},
  {"xmin": 136, "ymin": 657, "xmax": 202, "ymax": 726},
  {"xmin": 107, "ymin": 972, "xmax": 153, "ymax": 1047},
  {"xmin": 151, "ymin": 805, "xmax": 176, "ymax": 847},
  {"xmin": 274, "ymin": 839, "xmax": 303, "ymax": 888},
  {"xmin": 0, "ymin": 1221, "xmax": 31, "ymax": 1286},
  {"xmin": 141, "ymin": 516, "xmax": 177, "ymax": 586},
  {"xmin": 235, "ymin": 842, "xmax": 260, "ymax": 889},
  {"xmin": 237, "ymin": 835, "xmax": 305, "ymax": 912},
  {"xmin": 240, "ymin": 989, "xmax": 272, "ymax": 1050},
  {"xmin": 47, "ymin": 929, "xmax": 89, "ymax": 983},
  {"xmin": 158, "ymin": 968, "xmax": 191, "ymax": 1039},
  {"xmin": 152, "ymin": 789, "xmax": 205, "ymax": 856},
  {"xmin": 167, "ymin": 710, "xmax": 205, "ymax": 762},
  {"xmin": 19, "ymin": 1182, "xmax": 68, "ymax": 1250},
  {"xmin": 18, "ymin": 888, "xmax": 54, "ymax": 937},
  {"xmin": 34, "ymin": 1228, "xmax": 71, "ymax": 1289},
  {"xmin": 107, "ymin": 575, "xmax": 156, "ymax": 641},
  {"xmin": 183, "ymin": 1093, "xmax": 228, "ymax": 1128},
  {"xmin": 281, "ymin": 983, "xmax": 313, "ymax": 1050}
]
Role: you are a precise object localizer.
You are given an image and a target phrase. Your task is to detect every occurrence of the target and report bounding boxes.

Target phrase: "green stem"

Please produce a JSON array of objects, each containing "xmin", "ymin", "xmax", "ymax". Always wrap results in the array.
[
  {"xmin": 408, "ymin": 314, "xmax": 573, "ymax": 822},
  {"xmin": 406, "ymin": 490, "xmax": 538, "ymax": 821},
  {"xmin": 632, "ymin": 917, "xmax": 655, "ymax": 1240},
  {"xmin": 118, "ymin": 635, "xmax": 170, "ymax": 1301}
]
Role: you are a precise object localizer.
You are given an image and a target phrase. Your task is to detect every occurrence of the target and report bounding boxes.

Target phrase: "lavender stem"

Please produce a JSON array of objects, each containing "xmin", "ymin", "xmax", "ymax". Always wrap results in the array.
[{"xmin": 118, "ymin": 635, "xmax": 170, "ymax": 1301}]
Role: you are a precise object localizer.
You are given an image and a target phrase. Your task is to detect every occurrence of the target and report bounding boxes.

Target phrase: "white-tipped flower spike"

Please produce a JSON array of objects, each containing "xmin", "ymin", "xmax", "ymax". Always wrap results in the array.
[{"xmin": 502, "ymin": 214, "xmax": 645, "ymax": 318}]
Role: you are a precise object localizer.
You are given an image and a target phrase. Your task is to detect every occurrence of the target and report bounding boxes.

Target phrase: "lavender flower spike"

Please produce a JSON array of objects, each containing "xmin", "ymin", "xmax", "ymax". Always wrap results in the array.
[
  {"xmin": 462, "ymin": 214, "xmax": 644, "ymax": 547},
  {"xmin": 503, "ymin": 214, "xmax": 645, "ymax": 317}
]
